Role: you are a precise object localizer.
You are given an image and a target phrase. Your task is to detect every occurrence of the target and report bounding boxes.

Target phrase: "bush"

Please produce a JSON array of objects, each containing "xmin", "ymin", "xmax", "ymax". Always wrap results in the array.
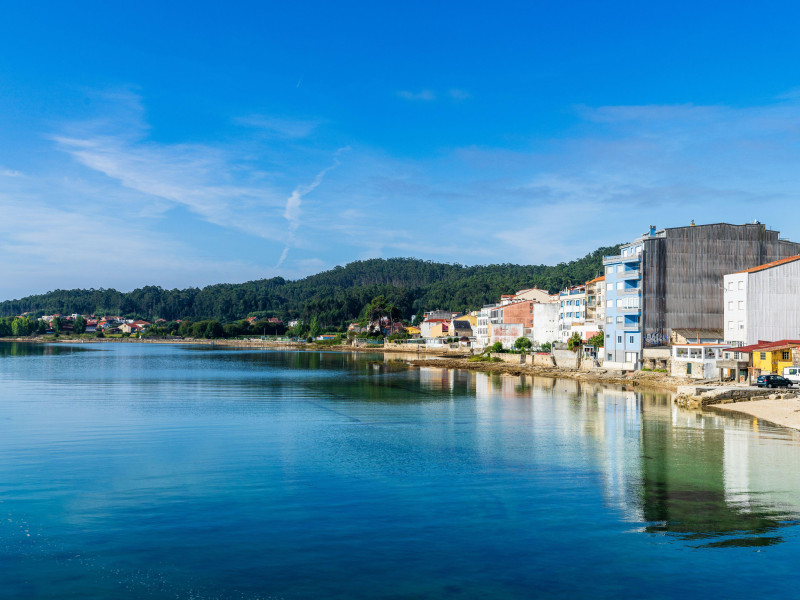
[
  {"xmin": 468, "ymin": 355, "xmax": 503, "ymax": 363},
  {"xmin": 95, "ymin": 331, "xmax": 105, "ymax": 338},
  {"xmin": 567, "ymin": 332, "xmax": 582, "ymax": 352},
  {"xmin": 514, "ymin": 337, "xmax": 533, "ymax": 351},
  {"xmin": 490, "ymin": 342, "xmax": 504, "ymax": 353}
]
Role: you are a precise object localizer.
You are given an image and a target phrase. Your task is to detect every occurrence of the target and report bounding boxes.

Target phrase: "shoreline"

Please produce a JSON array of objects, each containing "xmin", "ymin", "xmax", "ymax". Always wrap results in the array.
[
  {"xmin": 2, "ymin": 336, "xmax": 685, "ymax": 392},
  {"xmin": 407, "ymin": 356, "xmax": 685, "ymax": 392}
]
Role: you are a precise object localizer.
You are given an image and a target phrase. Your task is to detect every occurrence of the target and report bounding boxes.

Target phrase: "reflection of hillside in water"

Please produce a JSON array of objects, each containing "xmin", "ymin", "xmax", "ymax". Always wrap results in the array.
[
  {"xmin": 0, "ymin": 342, "xmax": 95, "ymax": 357},
  {"xmin": 467, "ymin": 370, "xmax": 800, "ymax": 547}
]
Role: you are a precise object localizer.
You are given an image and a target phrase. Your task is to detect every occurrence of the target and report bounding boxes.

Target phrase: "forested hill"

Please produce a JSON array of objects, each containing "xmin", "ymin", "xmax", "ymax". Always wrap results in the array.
[{"xmin": 0, "ymin": 246, "xmax": 619, "ymax": 325}]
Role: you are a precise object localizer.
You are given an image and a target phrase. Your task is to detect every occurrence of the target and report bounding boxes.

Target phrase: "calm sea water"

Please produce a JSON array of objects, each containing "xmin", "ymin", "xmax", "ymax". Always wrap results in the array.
[{"xmin": 2, "ymin": 342, "xmax": 800, "ymax": 599}]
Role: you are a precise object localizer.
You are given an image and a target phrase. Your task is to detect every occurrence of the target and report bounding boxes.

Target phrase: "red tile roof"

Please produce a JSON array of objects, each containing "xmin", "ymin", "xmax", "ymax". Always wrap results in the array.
[
  {"xmin": 734, "ymin": 340, "xmax": 800, "ymax": 353},
  {"xmin": 585, "ymin": 275, "xmax": 605, "ymax": 284},
  {"xmin": 737, "ymin": 255, "xmax": 800, "ymax": 274}
]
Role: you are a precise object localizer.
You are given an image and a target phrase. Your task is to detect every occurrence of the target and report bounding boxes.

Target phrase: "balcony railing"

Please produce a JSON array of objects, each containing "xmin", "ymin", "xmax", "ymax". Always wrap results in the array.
[
  {"xmin": 618, "ymin": 270, "xmax": 640, "ymax": 279},
  {"xmin": 621, "ymin": 287, "xmax": 641, "ymax": 294},
  {"xmin": 616, "ymin": 305, "xmax": 640, "ymax": 313}
]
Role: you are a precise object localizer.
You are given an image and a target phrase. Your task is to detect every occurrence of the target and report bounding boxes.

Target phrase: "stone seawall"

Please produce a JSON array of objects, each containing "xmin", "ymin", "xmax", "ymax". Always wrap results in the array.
[{"xmin": 674, "ymin": 385, "xmax": 800, "ymax": 409}]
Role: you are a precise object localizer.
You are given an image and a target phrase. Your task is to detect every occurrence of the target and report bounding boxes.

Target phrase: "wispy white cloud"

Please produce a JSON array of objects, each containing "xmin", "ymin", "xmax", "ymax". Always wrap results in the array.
[
  {"xmin": 0, "ymin": 192, "xmax": 267, "ymax": 299},
  {"xmin": 277, "ymin": 146, "xmax": 350, "ymax": 266},
  {"xmin": 235, "ymin": 114, "xmax": 322, "ymax": 138},
  {"xmin": 397, "ymin": 89, "xmax": 436, "ymax": 101},
  {"xmin": 449, "ymin": 89, "xmax": 471, "ymax": 101},
  {"xmin": 397, "ymin": 88, "xmax": 471, "ymax": 102}
]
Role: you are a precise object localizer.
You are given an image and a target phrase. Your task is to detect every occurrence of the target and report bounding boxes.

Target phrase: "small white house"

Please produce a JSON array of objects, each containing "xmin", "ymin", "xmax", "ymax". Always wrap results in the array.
[{"xmin": 670, "ymin": 343, "xmax": 730, "ymax": 379}]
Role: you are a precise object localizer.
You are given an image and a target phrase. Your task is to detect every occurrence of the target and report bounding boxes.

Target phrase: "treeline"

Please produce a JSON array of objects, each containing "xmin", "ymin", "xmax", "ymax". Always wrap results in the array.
[{"xmin": 0, "ymin": 248, "xmax": 618, "ymax": 326}]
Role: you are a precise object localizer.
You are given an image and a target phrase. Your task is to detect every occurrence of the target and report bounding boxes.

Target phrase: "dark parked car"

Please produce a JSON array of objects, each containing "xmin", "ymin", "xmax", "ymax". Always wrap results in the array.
[{"xmin": 756, "ymin": 374, "xmax": 794, "ymax": 388}]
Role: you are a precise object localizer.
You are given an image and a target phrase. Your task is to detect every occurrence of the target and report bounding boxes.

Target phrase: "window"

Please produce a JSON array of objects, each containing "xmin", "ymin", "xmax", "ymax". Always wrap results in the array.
[
  {"xmin": 617, "ymin": 265, "xmax": 624, "ymax": 273},
  {"xmin": 616, "ymin": 299, "xmax": 623, "ymax": 307},
  {"xmin": 728, "ymin": 321, "xmax": 734, "ymax": 330},
  {"xmin": 738, "ymin": 301, "xmax": 744, "ymax": 310},
  {"xmin": 760, "ymin": 352, "xmax": 767, "ymax": 360},
  {"xmin": 738, "ymin": 281, "xmax": 744, "ymax": 290},
  {"xmin": 617, "ymin": 336, "xmax": 622, "ymax": 344},
  {"xmin": 783, "ymin": 351, "xmax": 790, "ymax": 360},
  {"xmin": 728, "ymin": 301, "xmax": 734, "ymax": 310},
  {"xmin": 738, "ymin": 321, "xmax": 744, "ymax": 330},
  {"xmin": 608, "ymin": 353, "xmax": 613, "ymax": 361},
  {"xmin": 617, "ymin": 282, "xmax": 624, "ymax": 290},
  {"xmin": 617, "ymin": 316, "xmax": 623, "ymax": 323},
  {"xmin": 606, "ymin": 266, "xmax": 614, "ymax": 275},
  {"xmin": 606, "ymin": 283, "xmax": 613, "ymax": 291},
  {"xmin": 606, "ymin": 317, "xmax": 613, "ymax": 324},
  {"xmin": 629, "ymin": 336, "xmax": 634, "ymax": 343},
  {"xmin": 607, "ymin": 300, "xmax": 613, "ymax": 308},
  {"xmin": 728, "ymin": 282, "xmax": 735, "ymax": 291}
]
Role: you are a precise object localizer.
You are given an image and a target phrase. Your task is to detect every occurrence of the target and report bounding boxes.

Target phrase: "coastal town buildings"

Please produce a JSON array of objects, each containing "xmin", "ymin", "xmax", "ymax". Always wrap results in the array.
[{"xmin": 604, "ymin": 222, "xmax": 800, "ymax": 369}]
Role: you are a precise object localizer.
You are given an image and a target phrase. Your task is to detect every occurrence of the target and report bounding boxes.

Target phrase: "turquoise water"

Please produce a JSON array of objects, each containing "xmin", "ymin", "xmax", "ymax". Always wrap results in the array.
[{"xmin": 2, "ymin": 342, "xmax": 800, "ymax": 599}]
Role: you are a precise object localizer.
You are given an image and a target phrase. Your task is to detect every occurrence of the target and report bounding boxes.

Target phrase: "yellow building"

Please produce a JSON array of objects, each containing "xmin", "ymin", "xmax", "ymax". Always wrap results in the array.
[
  {"xmin": 429, "ymin": 322, "xmax": 450, "ymax": 338},
  {"xmin": 738, "ymin": 340, "xmax": 800, "ymax": 375}
]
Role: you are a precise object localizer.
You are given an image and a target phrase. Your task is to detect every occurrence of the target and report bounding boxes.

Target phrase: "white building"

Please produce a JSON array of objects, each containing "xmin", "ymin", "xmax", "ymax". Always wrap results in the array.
[
  {"xmin": 558, "ymin": 285, "xmax": 587, "ymax": 342},
  {"xmin": 723, "ymin": 255, "xmax": 800, "ymax": 347},
  {"xmin": 532, "ymin": 302, "xmax": 559, "ymax": 346},
  {"xmin": 670, "ymin": 343, "xmax": 731, "ymax": 380},
  {"xmin": 474, "ymin": 305, "xmax": 498, "ymax": 348},
  {"xmin": 489, "ymin": 322, "xmax": 524, "ymax": 349}
]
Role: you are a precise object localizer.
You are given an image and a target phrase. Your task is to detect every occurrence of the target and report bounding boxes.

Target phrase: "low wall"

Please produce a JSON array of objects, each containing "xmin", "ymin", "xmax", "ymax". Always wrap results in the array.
[
  {"xmin": 490, "ymin": 353, "xmax": 525, "ymax": 364},
  {"xmin": 532, "ymin": 353, "xmax": 556, "ymax": 367},
  {"xmin": 674, "ymin": 385, "xmax": 799, "ymax": 408},
  {"xmin": 552, "ymin": 349, "xmax": 579, "ymax": 369}
]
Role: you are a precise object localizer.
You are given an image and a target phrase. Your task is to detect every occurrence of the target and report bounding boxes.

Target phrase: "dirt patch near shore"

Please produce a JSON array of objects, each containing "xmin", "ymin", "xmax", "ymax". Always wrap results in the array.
[{"xmin": 408, "ymin": 357, "xmax": 684, "ymax": 392}]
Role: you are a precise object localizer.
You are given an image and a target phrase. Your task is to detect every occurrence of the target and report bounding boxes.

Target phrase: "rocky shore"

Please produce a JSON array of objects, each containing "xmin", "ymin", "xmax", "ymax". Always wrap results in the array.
[{"xmin": 408, "ymin": 356, "xmax": 686, "ymax": 391}]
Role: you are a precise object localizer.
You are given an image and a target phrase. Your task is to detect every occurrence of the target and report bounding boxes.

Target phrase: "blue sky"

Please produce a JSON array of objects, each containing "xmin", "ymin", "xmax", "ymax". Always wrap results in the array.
[{"xmin": 2, "ymin": 1, "xmax": 800, "ymax": 299}]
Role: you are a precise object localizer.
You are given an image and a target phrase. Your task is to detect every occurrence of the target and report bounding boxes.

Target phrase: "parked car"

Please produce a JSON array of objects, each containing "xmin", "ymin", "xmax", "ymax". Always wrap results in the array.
[{"xmin": 756, "ymin": 374, "xmax": 794, "ymax": 388}]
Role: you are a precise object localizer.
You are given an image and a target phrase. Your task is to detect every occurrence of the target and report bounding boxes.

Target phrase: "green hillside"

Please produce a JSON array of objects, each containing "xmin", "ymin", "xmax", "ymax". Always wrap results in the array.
[{"xmin": 0, "ymin": 247, "xmax": 619, "ymax": 326}]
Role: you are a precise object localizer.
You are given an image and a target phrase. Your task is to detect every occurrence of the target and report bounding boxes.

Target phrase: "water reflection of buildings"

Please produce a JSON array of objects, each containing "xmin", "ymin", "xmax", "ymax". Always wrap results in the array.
[{"xmin": 468, "ymin": 371, "xmax": 800, "ymax": 545}]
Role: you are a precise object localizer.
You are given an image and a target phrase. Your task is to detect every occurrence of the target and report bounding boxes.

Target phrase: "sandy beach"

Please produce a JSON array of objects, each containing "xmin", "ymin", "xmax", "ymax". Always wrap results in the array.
[{"xmin": 710, "ymin": 397, "xmax": 800, "ymax": 431}]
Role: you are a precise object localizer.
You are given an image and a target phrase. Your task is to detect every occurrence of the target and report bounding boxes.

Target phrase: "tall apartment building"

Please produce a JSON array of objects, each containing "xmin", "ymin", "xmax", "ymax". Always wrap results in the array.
[
  {"xmin": 585, "ymin": 275, "xmax": 606, "ymax": 329},
  {"xmin": 723, "ymin": 255, "xmax": 800, "ymax": 346},
  {"xmin": 604, "ymin": 222, "xmax": 800, "ymax": 368},
  {"xmin": 557, "ymin": 285, "xmax": 587, "ymax": 342}
]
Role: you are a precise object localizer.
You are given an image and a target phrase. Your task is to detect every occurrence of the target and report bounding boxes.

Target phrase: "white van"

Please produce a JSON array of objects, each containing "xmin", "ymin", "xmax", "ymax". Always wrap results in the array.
[{"xmin": 782, "ymin": 366, "xmax": 800, "ymax": 384}]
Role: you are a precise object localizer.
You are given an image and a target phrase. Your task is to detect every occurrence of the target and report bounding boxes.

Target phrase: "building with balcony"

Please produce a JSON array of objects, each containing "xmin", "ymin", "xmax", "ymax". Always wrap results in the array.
[
  {"xmin": 585, "ymin": 275, "xmax": 606, "ymax": 330},
  {"xmin": 603, "ymin": 222, "xmax": 800, "ymax": 370},
  {"xmin": 558, "ymin": 285, "xmax": 586, "ymax": 342}
]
